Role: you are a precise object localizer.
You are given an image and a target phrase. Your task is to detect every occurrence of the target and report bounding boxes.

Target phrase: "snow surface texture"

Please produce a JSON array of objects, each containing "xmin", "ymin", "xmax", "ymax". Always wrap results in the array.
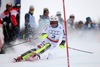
[{"xmin": 0, "ymin": 30, "xmax": 100, "ymax": 67}]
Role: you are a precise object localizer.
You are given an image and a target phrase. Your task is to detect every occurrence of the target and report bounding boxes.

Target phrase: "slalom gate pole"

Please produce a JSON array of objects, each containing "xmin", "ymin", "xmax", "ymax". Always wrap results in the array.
[
  {"xmin": 68, "ymin": 47, "xmax": 93, "ymax": 54},
  {"xmin": 62, "ymin": 0, "xmax": 70, "ymax": 67}
]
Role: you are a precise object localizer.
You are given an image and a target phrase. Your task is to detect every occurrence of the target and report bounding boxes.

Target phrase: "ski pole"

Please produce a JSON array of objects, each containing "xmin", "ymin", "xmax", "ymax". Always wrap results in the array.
[
  {"xmin": 4, "ymin": 40, "xmax": 31, "ymax": 49},
  {"xmin": 68, "ymin": 47, "xmax": 93, "ymax": 54},
  {"xmin": 33, "ymin": 37, "xmax": 38, "ymax": 40},
  {"xmin": 4, "ymin": 34, "xmax": 41, "ymax": 49}
]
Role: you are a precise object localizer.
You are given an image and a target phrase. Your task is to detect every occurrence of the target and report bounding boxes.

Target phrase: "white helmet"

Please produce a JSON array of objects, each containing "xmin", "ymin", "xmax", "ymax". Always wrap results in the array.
[
  {"xmin": 50, "ymin": 15, "xmax": 58, "ymax": 21},
  {"xmin": 50, "ymin": 15, "xmax": 58, "ymax": 27}
]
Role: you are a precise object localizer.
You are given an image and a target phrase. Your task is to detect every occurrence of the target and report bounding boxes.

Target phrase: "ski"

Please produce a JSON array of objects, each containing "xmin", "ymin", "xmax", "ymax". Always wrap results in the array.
[{"xmin": 13, "ymin": 43, "xmax": 51, "ymax": 62}]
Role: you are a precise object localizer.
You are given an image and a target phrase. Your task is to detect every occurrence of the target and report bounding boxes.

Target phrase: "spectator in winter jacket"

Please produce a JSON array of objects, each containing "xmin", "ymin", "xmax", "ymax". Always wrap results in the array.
[
  {"xmin": 0, "ymin": 2, "xmax": 20, "ymax": 53},
  {"xmin": 0, "ymin": 22, "xmax": 4, "ymax": 54},
  {"xmin": 0, "ymin": 3, "xmax": 12, "ymax": 19},
  {"xmin": 75, "ymin": 21, "xmax": 84, "ymax": 30},
  {"xmin": 25, "ymin": 5, "xmax": 37, "ymax": 40},
  {"xmin": 56, "ymin": 11, "xmax": 64, "ymax": 25},
  {"xmin": 67, "ymin": 14, "xmax": 75, "ymax": 29},
  {"xmin": 10, "ymin": 3, "xmax": 20, "ymax": 38},
  {"xmin": 39, "ymin": 8, "xmax": 49, "ymax": 21},
  {"xmin": 1, "ymin": 3, "xmax": 13, "ymax": 44},
  {"xmin": 37, "ymin": 8, "xmax": 50, "ymax": 35},
  {"xmin": 3, "ymin": 3, "xmax": 21, "ymax": 42},
  {"xmin": 81, "ymin": 17, "xmax": 98, "ymax": 30},
  {"xmin": 10, "ymin": 3, "xmax": 20, "ymax": 27},
  {"xmin": 1, "ymin": 3, "xmax": 20, "ymax": 43}
]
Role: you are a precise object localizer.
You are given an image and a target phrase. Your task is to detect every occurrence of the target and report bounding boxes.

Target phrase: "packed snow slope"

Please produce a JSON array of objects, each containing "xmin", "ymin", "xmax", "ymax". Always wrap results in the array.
[{"xmin": 0, "ymin": 30, "xmax": 100, "ymax": 67}]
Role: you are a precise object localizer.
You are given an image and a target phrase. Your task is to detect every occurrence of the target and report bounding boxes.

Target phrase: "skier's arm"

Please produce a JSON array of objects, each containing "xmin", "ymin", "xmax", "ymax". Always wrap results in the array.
[
  {"xmin": 39, "ymin": 25, "xmax": 48, "ymax": 38},
  {"xmin": 39, "ymin": 33, "xmax": 48, "ymax": 38}
]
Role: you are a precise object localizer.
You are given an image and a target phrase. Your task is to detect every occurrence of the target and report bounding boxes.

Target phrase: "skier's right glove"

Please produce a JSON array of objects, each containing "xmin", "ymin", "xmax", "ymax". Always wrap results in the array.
[{"xmin": 39, "ymin": 33, "xmax": 48, "ymax": 39}]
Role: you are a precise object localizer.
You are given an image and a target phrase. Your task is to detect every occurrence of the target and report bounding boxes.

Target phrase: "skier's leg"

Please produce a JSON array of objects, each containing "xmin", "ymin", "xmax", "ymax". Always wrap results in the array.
[
  {"xmin": 35, "ymin": 43, "xmax": 51, "ymax": 54},
  {"xmin": 14, "ymin": 48, "xmax": 37, "ymax": 62},
  {"xmin": 14, "ymin": 40, "xmax": 51, "ymax": 62},
  {"xmin": 26, "ymin": 53, "xmax": 41, "ymax": 61},
  {"xmin": 46, "ymin": 42, "xmax": 58, "ymax": 59},
  {"xmin": 21, "ymin": 48, "xmax": 37, "ymax": 60}
]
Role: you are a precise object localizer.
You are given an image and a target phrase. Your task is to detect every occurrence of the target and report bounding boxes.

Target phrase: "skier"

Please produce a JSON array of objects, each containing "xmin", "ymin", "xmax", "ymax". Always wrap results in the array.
[
  {"xmin": 14, "ymin": 16, "xmax": 66, "ymax": 62},
  {"xmin": 37, "ymin": 15, "xmax": 66, "ymax": 50},
  {"xmin": 35, "ymin": 15, "xmax": 66, "ymax": 58}
]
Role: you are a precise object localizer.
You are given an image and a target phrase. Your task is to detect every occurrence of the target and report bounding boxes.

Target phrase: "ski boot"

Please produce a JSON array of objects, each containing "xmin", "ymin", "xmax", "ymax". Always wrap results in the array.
[{"xmin": 14, "ymin": 56, "xmax": 22, "ymax": 62}]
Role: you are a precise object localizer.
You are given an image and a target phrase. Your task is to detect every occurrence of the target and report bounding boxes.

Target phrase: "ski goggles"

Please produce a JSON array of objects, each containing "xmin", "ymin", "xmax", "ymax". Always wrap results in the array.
[{"xmin": 50, "ymin": 21, "xmax": 58, "ymax": 24}]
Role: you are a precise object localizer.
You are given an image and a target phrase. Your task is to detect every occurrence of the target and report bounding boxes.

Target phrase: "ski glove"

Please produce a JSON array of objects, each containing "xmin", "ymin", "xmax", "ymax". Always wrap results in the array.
[
  {"xmin": 39, "ymin": 33, "xmax": 48, "ymax": 38},
  {"xmin": 59, "ymin": 40, "xmax": 66, "ymax": 48}
]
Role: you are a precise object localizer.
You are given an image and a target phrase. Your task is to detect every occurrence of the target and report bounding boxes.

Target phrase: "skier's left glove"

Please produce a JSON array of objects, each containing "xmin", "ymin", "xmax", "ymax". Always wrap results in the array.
[
  {"xmin": 59, "ymin": 40, "xmax": 66, "ymax": 48},
  {"xmin": 39, "ymin": 33, "xmax": 48, "ymax": 38}
]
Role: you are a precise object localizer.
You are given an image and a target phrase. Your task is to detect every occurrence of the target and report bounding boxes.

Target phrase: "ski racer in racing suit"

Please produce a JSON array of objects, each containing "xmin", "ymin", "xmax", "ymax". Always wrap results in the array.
[
  {"xmin": 37, "ymin": 15, "xmax": 66, "ymax": 50},
  {"xmin": 14, "ymin": 15, "xmax": 66, "ymax": 62}
]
